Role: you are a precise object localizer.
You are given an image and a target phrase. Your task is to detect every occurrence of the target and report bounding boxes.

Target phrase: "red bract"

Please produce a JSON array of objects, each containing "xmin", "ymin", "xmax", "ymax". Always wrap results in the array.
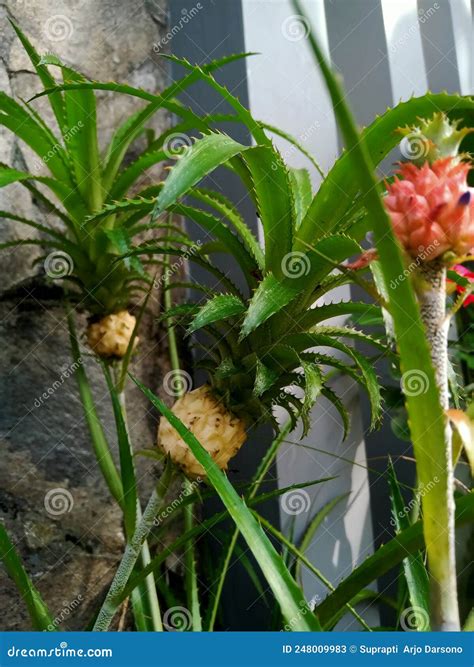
[
  {"xmin": 452, "ymin": 263, "xmax": 474, "ymax": 306},
  {"xmin": 384, "ymin": 158, "xmax": 474, "ymax": 262}
]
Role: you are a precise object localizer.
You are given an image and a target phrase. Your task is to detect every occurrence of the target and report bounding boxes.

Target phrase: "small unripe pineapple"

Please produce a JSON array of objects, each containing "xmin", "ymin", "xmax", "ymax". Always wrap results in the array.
[
  {"xmin": 158, "ymin": 385, "xmax": 247, "ymax": 478},
  {"xmin": 87, "ymin": 310, "xmax": 138, "ymax": 358}
]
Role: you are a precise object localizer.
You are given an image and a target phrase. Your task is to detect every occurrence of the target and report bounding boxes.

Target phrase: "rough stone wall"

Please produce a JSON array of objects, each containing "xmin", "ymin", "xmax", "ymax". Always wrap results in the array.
[{"xmin": 0, "ymin": 0, "xmax": 171, "ymax": 630}]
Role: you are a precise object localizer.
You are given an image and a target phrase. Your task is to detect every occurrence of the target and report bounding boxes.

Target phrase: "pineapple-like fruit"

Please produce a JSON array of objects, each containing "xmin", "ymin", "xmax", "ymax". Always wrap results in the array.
[
  {"xmin": 87, "ymin": 310, "xmax": 138, "ymax": 358},
  {"xmin": 158, "ymin": 385, "xmax": 247, "ymax": 478}
]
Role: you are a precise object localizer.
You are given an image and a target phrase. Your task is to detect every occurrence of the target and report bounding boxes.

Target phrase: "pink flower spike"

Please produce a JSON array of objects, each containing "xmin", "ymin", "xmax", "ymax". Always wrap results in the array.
[{"xmin": 384, "ymin": 158, "xmax": 474, "ymax": 263}]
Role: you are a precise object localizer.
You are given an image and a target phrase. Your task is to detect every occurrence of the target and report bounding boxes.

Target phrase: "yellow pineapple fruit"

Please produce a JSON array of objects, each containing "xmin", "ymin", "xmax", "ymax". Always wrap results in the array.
[
  {"xmin": 157, "ymin": 385, "xmax": 247, "ymax": 478},
  {"xmin": 87, "ymin": 310, "xmax": 138, "ymax": 358}
]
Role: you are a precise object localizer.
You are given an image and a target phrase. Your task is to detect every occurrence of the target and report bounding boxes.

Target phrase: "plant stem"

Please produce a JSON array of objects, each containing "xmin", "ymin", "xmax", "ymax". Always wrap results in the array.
[
  {"xmin": 163, "ymin": 253, "xmax": 202, "ymax": 631},
  {"xmin": 416, "ymin": 261, "xmax": 460, "ymax": 631},
  {"xmin": 93, "ymin": 464, "xmax": 174, "ymax": 631},
  {"xmin": 207, "ymin": 421, "xmax": 292, "ymax": 630},
  {"xmin": 183, "ymin": 478, "xmax": 202, "ymax": 631},
  {"xmin": 117, "ymin": 386, "xmax": 163, "ymax": 632},
  {"xmin": 67, "ymin": 309, "xmax": 123, "ymax": 505}
]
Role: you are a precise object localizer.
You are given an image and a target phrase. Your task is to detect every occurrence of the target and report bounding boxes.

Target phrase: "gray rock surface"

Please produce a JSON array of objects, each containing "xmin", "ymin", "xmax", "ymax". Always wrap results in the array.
[{"xmin": 0, "ymin": 0, "xmax": 172, "ymax": 630}]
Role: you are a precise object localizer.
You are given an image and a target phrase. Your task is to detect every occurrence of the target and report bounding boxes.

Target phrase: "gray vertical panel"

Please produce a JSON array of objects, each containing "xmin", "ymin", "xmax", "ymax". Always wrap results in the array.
[
  {"xmin": 418, "ymin": 0, "xmax": 461, "ymax": 92},
  {"xmin": 324, "ymin": 0, "xmax": 408, "ymax": 625},
  {"xmin": 324, "ymin": 0, "xmax": 393, "ymax": 126},
  {"xmin": 168, "ymin": 0, "xmax": 277, "ymax": 631}
]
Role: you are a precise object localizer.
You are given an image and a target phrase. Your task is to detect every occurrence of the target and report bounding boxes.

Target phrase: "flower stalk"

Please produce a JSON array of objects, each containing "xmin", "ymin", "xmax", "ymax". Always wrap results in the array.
[
  {"xmin": 116, "ymin": 386, "xmax": 163, "ymax": 632},
  {"xmin": 416, "ymin": 262, "xmax": 460, "ymax": 631}
]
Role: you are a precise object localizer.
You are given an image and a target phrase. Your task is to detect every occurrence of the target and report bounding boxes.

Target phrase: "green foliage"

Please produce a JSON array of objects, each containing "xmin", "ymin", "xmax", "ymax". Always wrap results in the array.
[
  {"xmin": 387, "ymin": 460, "xmax": 430, "ymax": 630},
  {"xmin": 128, "ymin": 124, "xmax": 386, "ymax": 430},
  {"xmin": 133, "ymin": 377, "xmax": 322, "ymax": 631},
  {"xmin": 0, "ymin": 522, "xmax": 55, "ymax": 631},
  {"xmin": 0, "ymin": 23, "xmax": 253, "ymax": 316},
  {"xmin": 121, "ymin": 60, "xmax": 473, "ymax": 439},
  {"xmin": 315, "ymin": 493, "xmax": 474, "ymax": 629},
  {"xmin": 292, "ymin": 0, "xmax": 468, "ymax": 629}
]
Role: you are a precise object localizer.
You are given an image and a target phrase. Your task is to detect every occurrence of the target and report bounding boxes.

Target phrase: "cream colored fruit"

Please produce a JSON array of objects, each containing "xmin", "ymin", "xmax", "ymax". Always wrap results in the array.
[
  {"xmin": 87, "ymin": 310, "xmax": 138, "ymax": 358},
  {"xmin": 158, "ymin": 385, "xmax": 247, "ymax": 478}
]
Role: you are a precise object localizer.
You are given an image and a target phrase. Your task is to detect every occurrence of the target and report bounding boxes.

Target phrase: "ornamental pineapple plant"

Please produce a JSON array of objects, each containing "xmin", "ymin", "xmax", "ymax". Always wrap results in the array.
[
  {"xmin": 0, "ymin": 26, "xmax": 269, "ymax": 632},
  {"xmin": 130, "ymin": 43, "xmax": 474, "ymax": 630},
  {"xmin": 0, "ymin": 23, "xmax": 241, "ymax": 359},
  {"xmin": 116, "ymin": 55, "xmax": 392, "ymax": 476},
  {"xmin": 383, "ymin": 114, "xmax": 474, "ymax": 630},
  {"xmin": 1, "ymin": 9, "xmax": 474, "ymax": 632},
  {"xmin": 0, "ymin": 22, "xmax": 158, "ymax": 357},
  {"xmin": 117, "ymin": 56, "xmax": 474, "ymax": 483}
]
